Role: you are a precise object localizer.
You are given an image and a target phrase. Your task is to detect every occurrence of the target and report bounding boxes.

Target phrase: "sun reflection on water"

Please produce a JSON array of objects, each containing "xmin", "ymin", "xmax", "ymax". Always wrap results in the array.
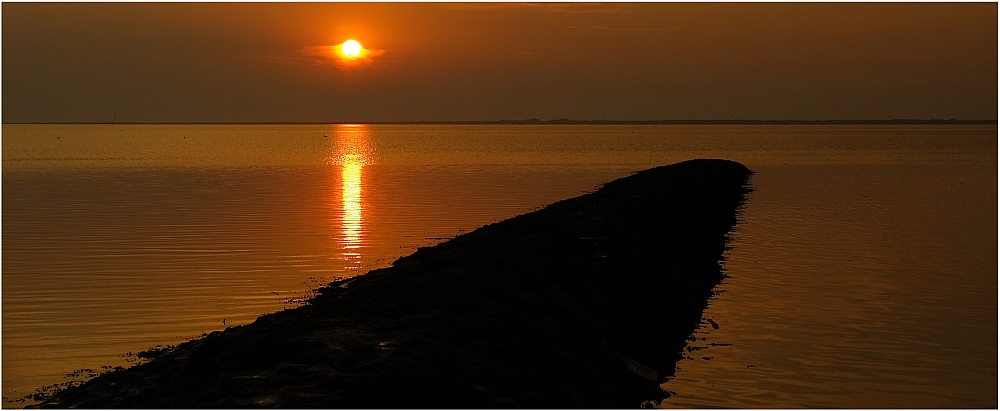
[{"xmin": 330, "ymin": 125, "xmax": 374, "ymax": 273}]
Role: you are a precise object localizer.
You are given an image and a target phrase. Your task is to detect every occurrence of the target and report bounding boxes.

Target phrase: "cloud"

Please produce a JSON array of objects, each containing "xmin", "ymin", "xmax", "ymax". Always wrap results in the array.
[
  {"xmin": 260, "ymin": 51, "xmax": 330, "ymax": 67},
  {"xmin": 450, "ymin": 3, "xmax": 629, "ymax": 14},
  {"xmin": 522, "ymin": 3, "xmax": 631, "ymax": 14},
  {"xmin": 263, "ymin": 44, "xmax": 386, "ymax": 68},
  {"xmin": 447, "ymin": 3, "xmax": 524, "ymax": 12},
  {"xmin": 593, "ymin": 25, "xmax": 683, "ymax": 31}
]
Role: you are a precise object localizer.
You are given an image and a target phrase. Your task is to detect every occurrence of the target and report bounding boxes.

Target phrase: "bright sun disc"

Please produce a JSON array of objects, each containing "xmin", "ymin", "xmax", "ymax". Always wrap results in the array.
[{"xmin": 342, "ymin": 40, "xmax": 362, "ymax": 57}]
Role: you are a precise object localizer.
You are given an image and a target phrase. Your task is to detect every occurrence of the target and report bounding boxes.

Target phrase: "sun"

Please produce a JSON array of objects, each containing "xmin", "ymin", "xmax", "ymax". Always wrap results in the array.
[
  {"xmin": 342, "ymin": 40, "xmax": 362, "ymax": 58},
  {"xmin": 325, "ymin": 39, "xmax": 383, "ymax": 66}
]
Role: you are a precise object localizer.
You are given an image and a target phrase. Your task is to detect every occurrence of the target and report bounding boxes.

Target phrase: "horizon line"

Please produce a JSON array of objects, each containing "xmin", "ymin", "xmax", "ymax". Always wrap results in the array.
[{"xmin": 3, "ymin": 119, "xmax": 997, "ymax": 126}]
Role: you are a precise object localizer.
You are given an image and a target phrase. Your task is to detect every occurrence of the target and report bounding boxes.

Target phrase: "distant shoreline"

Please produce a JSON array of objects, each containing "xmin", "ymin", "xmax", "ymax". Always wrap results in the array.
[{"xmin": 4, "ymin": 119, "xmax": 996, "ymax": 126}]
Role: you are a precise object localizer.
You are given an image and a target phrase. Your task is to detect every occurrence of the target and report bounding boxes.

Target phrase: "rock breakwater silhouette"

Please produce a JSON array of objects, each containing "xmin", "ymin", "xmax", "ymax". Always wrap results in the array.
[{"xmin": 37, "ymin": 159, "xmax": 753, "ymax": 408}]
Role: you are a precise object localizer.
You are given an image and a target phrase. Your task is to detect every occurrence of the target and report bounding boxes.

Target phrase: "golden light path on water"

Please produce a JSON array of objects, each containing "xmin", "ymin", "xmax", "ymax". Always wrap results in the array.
[
  {"xmin": 341, "ymin": 156, "xmax": 362, "ymax": 270},
  {"xmin": 331, "ymin": 124, "xmax": 373, "ymax": 273}
]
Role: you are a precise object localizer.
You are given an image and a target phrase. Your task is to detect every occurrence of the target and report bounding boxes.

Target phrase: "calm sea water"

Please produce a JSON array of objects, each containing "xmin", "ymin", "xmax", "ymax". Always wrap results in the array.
[{"xmin": 2, "ymin": 124, "xmax": 996, "ymax": 407}]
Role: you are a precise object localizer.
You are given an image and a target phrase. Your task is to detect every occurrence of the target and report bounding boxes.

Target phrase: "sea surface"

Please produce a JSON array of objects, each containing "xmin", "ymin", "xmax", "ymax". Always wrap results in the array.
[{"xmin": 2, "ymin": 124, "xmax": 996, "ymax": 407}]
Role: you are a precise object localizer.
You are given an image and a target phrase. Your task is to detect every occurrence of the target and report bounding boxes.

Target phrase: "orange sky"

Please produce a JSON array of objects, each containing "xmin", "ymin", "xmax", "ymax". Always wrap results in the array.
[{"xmin": 3, "ymin": 2, "xmax": 996, "ymax": 122}]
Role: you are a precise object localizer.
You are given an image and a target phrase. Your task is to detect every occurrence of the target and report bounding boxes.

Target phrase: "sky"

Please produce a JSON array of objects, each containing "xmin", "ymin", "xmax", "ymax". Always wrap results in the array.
[{"xmin": 3, "ymin": 2, "xmax": 997, "ymax": 123}]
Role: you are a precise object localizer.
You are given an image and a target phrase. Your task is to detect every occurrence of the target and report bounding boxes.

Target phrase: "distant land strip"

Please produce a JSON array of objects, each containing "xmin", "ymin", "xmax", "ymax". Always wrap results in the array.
[{"xmin": 4, "ymin": 119, "xmax": 997, "ymax": 125}]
